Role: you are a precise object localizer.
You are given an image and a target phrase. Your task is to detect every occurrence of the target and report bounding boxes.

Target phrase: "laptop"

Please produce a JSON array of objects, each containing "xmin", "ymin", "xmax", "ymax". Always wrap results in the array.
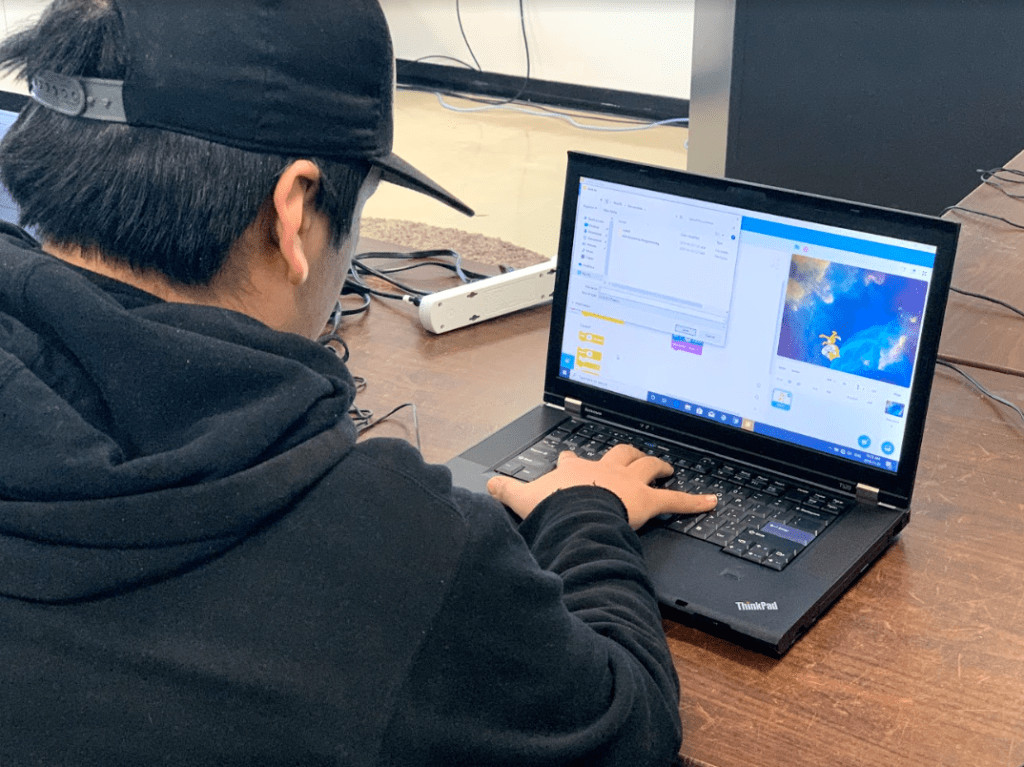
[{"xmin": 447, "ymin": 151, "xmax": 959, "ymax": 656}]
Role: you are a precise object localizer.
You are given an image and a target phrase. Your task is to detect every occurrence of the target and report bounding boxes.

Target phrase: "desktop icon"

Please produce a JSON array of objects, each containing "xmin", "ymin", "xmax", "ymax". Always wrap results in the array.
[
  {"xmin": 885, "ymin": 401, "xmax": 906, "ymax": 418},
  {"xmin": 771, "ymin": 389, "xmax": 793, "ymax": 411}
]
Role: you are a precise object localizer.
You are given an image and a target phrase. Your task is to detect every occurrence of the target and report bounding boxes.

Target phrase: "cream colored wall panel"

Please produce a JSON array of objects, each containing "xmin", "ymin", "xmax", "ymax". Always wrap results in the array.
[
  {"xmin": 2, "ymin": 0, "xmax": 47, "ymax": 36},
  {"xmin": 379, "ymin": 0, "xmax": 694, "ymax": 100}
]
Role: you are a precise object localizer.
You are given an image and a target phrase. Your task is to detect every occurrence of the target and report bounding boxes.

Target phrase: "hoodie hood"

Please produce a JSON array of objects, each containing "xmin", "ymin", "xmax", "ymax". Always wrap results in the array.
[{"xmin": 0, "ymin": 229, "xmax": 359, "ymax": 602}]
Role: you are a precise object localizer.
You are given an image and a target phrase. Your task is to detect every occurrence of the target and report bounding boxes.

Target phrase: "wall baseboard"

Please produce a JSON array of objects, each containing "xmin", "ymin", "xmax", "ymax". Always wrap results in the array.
[{"xmin": 396, "ymin": 60, "xmax": 688, "ymax": 124}]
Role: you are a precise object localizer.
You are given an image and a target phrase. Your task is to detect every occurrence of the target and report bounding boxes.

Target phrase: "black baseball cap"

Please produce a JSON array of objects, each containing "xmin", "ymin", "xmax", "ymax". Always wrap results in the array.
[{"xmin": 28, "ymin": 0, "xmax": 473, "ymax": 216}]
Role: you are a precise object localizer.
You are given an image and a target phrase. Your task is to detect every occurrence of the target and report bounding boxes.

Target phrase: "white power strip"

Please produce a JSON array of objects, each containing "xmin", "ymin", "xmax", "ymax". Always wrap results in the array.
[{"xmin": 418, "ymin": 260, "xmax": 557, "ymax": 334}]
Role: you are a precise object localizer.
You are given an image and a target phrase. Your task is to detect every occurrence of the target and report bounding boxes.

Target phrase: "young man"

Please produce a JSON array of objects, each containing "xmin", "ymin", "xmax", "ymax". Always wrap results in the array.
[{"xmin": 0, "ymin": 1, "xmax": 716, "ymax": 764}]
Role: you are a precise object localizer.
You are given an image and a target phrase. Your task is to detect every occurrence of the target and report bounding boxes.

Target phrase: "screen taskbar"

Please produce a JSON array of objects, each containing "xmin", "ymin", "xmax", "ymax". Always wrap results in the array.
[{"xmin": 646, "ymin": 391, "xmax": 899, "ymax": 474}]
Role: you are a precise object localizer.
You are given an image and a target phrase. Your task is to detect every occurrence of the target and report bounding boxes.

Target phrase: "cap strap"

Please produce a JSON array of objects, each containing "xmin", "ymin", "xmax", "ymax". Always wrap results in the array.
[{"xmin": 30, "ymin": 70, "xmax": 127, "ymax": 122}]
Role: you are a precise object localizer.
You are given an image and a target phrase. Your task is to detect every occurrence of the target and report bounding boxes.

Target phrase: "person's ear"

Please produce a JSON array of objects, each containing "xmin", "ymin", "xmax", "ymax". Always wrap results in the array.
[{"xmin": 272, "ymin": 160, "xmax": 322, "ymax": 285}]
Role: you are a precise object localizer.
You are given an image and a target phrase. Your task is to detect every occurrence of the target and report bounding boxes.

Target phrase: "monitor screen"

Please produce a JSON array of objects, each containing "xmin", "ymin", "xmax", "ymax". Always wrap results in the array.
[{"xmin": 557, "ymin": 175, "xmax": 940, "ymax": 475}]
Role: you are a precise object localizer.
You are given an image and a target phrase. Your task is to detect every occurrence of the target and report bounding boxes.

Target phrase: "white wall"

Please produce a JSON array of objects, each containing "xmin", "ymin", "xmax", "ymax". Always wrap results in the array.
[
  {"xmin": 0, "ymin": 0, "xmax": 47, "ymax": 91},
  {"xmin": 379, "ymin": 0, "xmax": 694, "ymax": 100},
  {"xmin": 2, "ymin": 0, "xmax": 45, "ymax": 37},
  {"xmin": 0, "ymin": 1, "xmax": 695, "ymax": 101}
]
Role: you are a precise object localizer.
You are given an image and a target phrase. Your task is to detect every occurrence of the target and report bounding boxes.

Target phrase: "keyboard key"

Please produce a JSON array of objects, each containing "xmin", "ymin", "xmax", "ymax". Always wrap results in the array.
[
  {"xmin": 795, "ymin": 507, "xmax": 828, "ymax": 521},
  {"xmin": 724, "ymin": 537, "xmax": 753, "ymax": 558},
  {"xmin": 654, "ymin": 474, "xmax": 680, "ymax": 491},
  {"xmin": 732, "ymin": 469, "xmax": 754, "ymax": 485},
  {"xmin": 496, "ymin": 461, "xmax": 523, "ymax": 477},
  {"xmin": 693, "ymin": 457, "xmax": 718, "ymax": 474},
  {"xmin": 762, "ymin": 521, "xmax": 815, "ymax": 547},
  {"xmin": 783, "ymin": 486, "xmax": 812, "ymax": 504},
  {"xmin": 763, "ymin": 552, "xmax": 792, "ymax": 571},
  {"xmin": 709, "ymin": 528, "xmax": 741, "ymax": 546},
  {"xmin": 686, "ymin": 519, "xmax": 722, "ymax": 540},
  {"xmin": 788, "ymin": 513, "xmax": 829, "ymax": 536},
  {"xmin": 514, "ymin": 465, "xmax": 551, "ymax": 481},
  {"xmin": 669, "ymin": 513, "xmax": 706, "ymax": 534},
  {"xmin": 518, "ymin": 451, "xmax": 554, "ymax": 468},
  {"xmin": 742, "ymin": 543, "xmax": 773, "ymax": 564}
]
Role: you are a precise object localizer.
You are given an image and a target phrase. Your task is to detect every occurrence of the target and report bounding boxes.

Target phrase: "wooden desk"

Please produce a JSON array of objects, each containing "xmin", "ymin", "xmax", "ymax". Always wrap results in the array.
[{"xmin": 341, "ymin": 157, "xmax": 1024, "ymax": 767}]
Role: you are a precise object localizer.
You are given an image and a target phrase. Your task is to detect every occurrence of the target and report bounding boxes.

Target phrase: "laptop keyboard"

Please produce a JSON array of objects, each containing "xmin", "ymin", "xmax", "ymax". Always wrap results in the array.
[{"xmin": 496, "ymin": 418, "xmax": 854, "ymax": 571}]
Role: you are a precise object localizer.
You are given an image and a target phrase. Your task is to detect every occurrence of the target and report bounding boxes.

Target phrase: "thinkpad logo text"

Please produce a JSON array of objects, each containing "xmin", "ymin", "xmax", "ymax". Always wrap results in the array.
[{"xmin": 735, "ymin": 601, "xmax": 778, "ymax": 611}]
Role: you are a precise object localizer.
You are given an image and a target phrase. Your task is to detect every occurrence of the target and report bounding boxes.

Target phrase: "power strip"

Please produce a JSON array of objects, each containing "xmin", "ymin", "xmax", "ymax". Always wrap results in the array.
[{"xmin": 418, "ymin": 260, "xmax": 557, "ymax": 334}]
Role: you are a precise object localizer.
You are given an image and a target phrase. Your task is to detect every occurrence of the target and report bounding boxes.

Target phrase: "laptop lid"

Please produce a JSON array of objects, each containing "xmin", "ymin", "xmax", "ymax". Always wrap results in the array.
[
  {"xmin": 543, "ymin": 152, "xmax": 958, "ymax": 509},
  {"xmin": 0, "ymin": 89, "xmax": 28, "ymax": 227}
]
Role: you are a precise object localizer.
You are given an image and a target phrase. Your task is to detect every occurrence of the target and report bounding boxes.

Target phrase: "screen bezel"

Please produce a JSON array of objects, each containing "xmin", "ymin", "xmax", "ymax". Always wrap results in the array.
[
  {"xmin": 0, "ymin": 89, "xmax": 27, "ymax": 114},
  {"xmin": 543, "ymin": 151, "xmax": 959, "ymax": 508}
]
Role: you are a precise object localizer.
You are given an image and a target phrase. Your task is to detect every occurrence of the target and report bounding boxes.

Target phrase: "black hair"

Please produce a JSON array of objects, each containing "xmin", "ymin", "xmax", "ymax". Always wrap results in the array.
[{"xmin": 0, "ymin": 0, "xmax": 369, "ymax": 286}]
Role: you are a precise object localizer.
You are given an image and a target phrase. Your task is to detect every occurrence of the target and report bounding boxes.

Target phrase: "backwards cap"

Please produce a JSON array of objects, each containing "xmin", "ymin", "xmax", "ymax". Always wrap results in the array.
[{"xmin": 30, "ymin": 0, "xmax": 473, "ymax": 216}]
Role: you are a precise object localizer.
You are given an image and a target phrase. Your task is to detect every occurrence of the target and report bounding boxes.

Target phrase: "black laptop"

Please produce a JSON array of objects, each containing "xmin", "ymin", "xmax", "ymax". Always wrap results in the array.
[{"xmin": 447, "ymin": 151, "xmax": 959, "ymax": 656}]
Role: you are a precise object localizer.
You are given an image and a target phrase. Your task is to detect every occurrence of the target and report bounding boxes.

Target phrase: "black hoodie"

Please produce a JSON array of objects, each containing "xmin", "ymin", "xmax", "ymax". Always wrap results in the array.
[{"xmin": 0, "ymin": 228, "xmax": 682, "ymax": 766}]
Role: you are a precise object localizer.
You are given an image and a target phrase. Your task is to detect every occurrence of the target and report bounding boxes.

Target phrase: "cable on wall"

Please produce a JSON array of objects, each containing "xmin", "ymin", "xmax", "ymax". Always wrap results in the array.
[{"xmin": 408, "ymin": 0, "xmax": 689, "ymax": 132}]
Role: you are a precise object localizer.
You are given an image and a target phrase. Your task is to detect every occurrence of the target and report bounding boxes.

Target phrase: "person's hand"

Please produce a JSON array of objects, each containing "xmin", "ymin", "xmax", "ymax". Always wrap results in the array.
[{"xmin": 486, "ymin": 443, "xmax": 719, "ymax": 530}]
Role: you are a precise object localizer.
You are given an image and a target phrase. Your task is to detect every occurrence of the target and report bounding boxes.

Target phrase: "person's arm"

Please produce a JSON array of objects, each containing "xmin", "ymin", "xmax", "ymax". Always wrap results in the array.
[{"xmin": 380, "ymin": 445, "xmax": 716, "ymax": 766}]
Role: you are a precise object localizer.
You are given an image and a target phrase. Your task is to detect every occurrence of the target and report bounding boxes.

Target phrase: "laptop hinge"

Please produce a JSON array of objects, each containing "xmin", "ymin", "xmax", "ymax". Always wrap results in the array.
[
  {"xmin": 563, "ymin": 397, "xmax": 583, "ymax": 415},
  {"xmin": 855, "ymin": 483, "xmax": 880, "ymax": 505}
]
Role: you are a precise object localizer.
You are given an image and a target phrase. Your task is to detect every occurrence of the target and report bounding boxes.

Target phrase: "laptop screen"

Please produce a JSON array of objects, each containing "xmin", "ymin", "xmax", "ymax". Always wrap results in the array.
[
  {"xmin": 556, "ymin": 170, "xmax": 942, "ymax": 476},
  {"xmin": 0, "ymin": 90, "xmax": 27, "ymax": 226}
]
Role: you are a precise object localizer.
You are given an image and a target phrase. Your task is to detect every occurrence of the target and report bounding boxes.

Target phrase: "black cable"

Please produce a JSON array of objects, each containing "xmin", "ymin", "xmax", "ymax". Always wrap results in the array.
[
  {"xmin": 316, "ymin": 308, "xmax": 423, "ymax": 449},
  {"xmin": 396, "ymin": 82, "xmax": 676, "ymax": 127},
  {"xmin": 356, "ymin": 249, "xmax": 492, "ymax": 282},
  {"xmin": 411, "ymin": 54, "xmax": 477, "ymax": 70},
  {"xmin": 404, "ymin": 3, "xmax": 690, "ymax": 129},
  {"xmin": 346, "ymin": 258, "xmax": 430, "ymax": 303},
  {"xmin": 350, "ymin": 259, "xmax": 432, "ymax": 297},
  {"xmin": 950, "ymin": 286, "xmax": 1024, "ymax": 320},
  {"xmin": 354, "ymin": 402, "xmax": 422, "ymax": 452},
  {"xmin": 942, "ymin": 205, "xmax": 1024, "ymax": 231},
  {"xmin": 317, "ymin": 301, "xmax": 352, "ymax": 360},
  {"xmin": 513, "ymin": 0, "xmax": 531, "ymax": 102},
  {"xmin": 420, "ymin": 0, "xmax": 532, "ymax": 108},
  {"xmin": 978, "ymin": 166, "xmax": 1024, "ymax": 201},
  {"xmin": 940, "ymin": 166, "xmax": 1024, "ymax": 320},
  {"xmin": 456, "ymin": 0, "xmax": 482, "ymax": 71},
  {"xmin": 363, "ymin": 258, "xmax": 487, "ymax": 281},
  {"xmin": 979, "ymin": 166, "xmax": 1024, "ymax": 182},
  {"xmin": 937, "ymin": 360, "xmax": 1024, "ymax": 427},
  {"xmin": 938, "ymin": 353, "xmax": 1024, "ymax": 380},
  {"xmin": 345, "ymin": 248, "xmax": 498, "ymax": 307}
]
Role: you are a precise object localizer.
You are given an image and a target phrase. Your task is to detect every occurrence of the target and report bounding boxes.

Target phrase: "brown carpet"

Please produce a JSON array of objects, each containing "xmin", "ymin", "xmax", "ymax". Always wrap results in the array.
[{"xmin": 360, "ymin": 218, "xmax": 547, "ymax": 269}]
